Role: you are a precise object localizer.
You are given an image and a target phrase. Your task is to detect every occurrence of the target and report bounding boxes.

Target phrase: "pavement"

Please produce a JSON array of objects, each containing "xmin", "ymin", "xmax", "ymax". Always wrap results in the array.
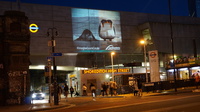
[{"xmin": 0, "ymin": 86, "xmax": 199, "ymax": 112}]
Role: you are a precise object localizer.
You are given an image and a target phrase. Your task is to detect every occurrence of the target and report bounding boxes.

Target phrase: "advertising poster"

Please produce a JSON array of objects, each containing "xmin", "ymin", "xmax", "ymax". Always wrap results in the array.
[{"xmin": 72, "ymin": 8, "xmax": 122, "ymax": 52}]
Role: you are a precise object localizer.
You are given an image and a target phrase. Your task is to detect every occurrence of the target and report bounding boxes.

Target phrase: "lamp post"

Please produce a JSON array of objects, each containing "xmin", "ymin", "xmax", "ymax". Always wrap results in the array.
[
  {"xmin": 140, "ymin": 40, "xmax": 148, "ymax": 83},
  {"xmin": 47, "ymin": 27, "xmax": 59, "ymax": 105},
  {"xmin": 168, "ymin": 0, "xmax": 177, "ymax": 92},
  {"xmin": 111, "ymin": 52, "xmax": 115, "ymax": 81}
]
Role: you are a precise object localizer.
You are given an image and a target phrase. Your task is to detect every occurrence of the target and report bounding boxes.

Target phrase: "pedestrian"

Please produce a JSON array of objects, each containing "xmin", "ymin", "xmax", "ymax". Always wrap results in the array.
[
  {"xmin": 70, "ymin": 86, "xmax": 74, "ymax": 97},
  {"xmin": 137, "ymin": 77, "xmax": 143, "ymax": 96},
  {"xmin": 193, "ymin": 71, "xmax": 200, "ymax": 89},
  {"xmin": 105, "ymin": 82, "xmax": 109, "ymax": 95},
  {"xmin": 102, "ymin": 82, "xmax": 107, "ymax": 96},
  {"xmin": 133, "ymin": 79, "xmax": 139, "ymax": 96},
  {"xmin": 113, "ymin": 82, "xmax": 118, "ymax": 96},
  {"xmin": 82, "ymin": 84, "xmax": 87, "ymax": 96},
  {"xmin": 109, "ymin": 81, "xmax": 114, "ymax": 96},
  {"xmin": 101, "ymin": 83, "xmax": 104, "ymax": 96},
  {"xmin": 64, "ymin": 84, "xmax": 69, "ymax": 101},
  {"xmin": 90, "ymin": 83, "xmax": 96, "ymax": 101},
  {"xmin": 58, "ymin": 85, "xmax": 63, "ymax": 101}
]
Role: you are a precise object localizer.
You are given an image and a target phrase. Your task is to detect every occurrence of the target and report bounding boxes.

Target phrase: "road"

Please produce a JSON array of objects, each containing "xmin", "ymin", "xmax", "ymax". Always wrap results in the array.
[{"xmin": 40, "ymin": 92, "xmax": 200, "ymax": 112}]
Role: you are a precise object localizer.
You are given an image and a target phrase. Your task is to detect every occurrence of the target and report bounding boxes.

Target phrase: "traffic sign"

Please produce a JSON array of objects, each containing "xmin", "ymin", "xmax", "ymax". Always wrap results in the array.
[
  {"xmin": 52, "ymin": 53, "xmax": 62, "ymax": 56},
  {"xmin": 29, "ymin": 23, "xmax": 39, "ymax": 33},
  {"xmin": 150, "ymin": 51, "xmax": 157, "ymax": 58}
]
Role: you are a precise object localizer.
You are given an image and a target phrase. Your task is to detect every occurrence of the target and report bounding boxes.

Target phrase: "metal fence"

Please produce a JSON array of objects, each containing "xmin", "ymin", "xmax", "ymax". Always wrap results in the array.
[{"xmin": 117, "ymin": 79, "xmax": 196, "ymax": 94}]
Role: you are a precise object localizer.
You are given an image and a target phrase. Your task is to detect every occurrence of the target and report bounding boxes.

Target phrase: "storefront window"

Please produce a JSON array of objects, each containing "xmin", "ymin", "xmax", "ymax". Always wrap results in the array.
[
  {"xmin": 160, "ymin": 72, "xmax": 167, "ymax": 81},
  {"xmin": 167, "ymin": 69, "xmax": 177, "ymax": 80},
  {"xmin": 179, "ymin": 68, "xmax": 189, "ymax": 80},
  {"xmin": 191, "ymin": 66, "xmax": 200, "ymax": 77}
]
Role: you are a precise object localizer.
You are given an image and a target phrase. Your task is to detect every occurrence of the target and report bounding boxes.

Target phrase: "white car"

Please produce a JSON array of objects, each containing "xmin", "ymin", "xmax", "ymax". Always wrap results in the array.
[{"xmin": 31, "ymin": 91, "xmax": 45, "ymax": 100}]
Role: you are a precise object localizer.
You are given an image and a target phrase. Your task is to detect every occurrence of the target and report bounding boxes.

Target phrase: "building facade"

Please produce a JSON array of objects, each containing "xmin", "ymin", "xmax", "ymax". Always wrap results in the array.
[
  {"xmin": 188, "ymin": 0, "xmax": 200, "ymax": 17},
  {"xmin": 0, "ymin": 1, "xmax": 200, "ymax": 105}
]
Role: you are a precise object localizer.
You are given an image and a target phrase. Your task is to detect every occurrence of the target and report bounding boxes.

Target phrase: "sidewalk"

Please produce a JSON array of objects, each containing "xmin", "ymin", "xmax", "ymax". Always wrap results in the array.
[{"xmin": 0, "ymin": 86, "xmax": 198, "ymax": 112}]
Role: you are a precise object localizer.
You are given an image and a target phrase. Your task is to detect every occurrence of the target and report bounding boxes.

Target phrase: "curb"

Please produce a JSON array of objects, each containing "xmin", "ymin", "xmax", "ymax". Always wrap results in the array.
[
  {"xmin": 27, "ymin": 103, "xmax": 75, "ymax": 112},
  {"xmin": 149, "ymin": 90, "xmax": 193, "ymax": 96}
]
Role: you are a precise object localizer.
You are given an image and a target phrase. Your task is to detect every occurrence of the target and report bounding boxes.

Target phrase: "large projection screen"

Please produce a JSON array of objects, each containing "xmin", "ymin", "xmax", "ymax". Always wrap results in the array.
[{"xmin": 72, "ymin": 8, "xmax": 122, "ymax": 53}]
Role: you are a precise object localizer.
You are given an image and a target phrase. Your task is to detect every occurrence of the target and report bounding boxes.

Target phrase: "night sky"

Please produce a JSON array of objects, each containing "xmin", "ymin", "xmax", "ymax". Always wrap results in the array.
[{"xmin": 1, "ymin": 0, "xmax": 189, "ymax": 16}]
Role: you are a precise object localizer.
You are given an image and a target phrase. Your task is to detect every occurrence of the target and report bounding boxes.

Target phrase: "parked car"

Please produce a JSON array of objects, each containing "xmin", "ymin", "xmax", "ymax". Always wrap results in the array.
[{"xmin": 31, "ymin": 90, "xmax": 45, "ymax": 100}]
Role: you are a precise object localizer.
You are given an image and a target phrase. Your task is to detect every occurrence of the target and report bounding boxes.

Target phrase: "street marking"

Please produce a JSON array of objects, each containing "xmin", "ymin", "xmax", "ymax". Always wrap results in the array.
[
  {"xmin": 80, "ymin": 94, "xmax": 200, "ymax": 112},
  {"xmin": 142, "ymin": 102, "xmax": 200, "ymax": 112}
]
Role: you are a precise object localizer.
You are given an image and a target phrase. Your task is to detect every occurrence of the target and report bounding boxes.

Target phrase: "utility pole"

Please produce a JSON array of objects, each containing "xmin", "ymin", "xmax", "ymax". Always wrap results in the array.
[
  {"xmin": 47, "ymin": 27, "xmax": 59, "ymax": 105},
  {"xmin": 168, "ymin": 0, "xmax": 177, "ymax": 92}
]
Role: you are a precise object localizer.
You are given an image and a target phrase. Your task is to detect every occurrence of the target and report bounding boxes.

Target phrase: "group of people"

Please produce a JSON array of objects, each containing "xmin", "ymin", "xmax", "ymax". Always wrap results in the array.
[
  {"xmin": 55, "ymin": 78, "xmax": 143, "ymax": 102},
  {"xmin": 63, "ymin": 84, "xmax": 75, "ymax": 101},
  {"xmin": 49, "ymin": 83, "xmax": 74, "ymax": 102},
  {"xmin": 81, "ymin": 81, "xmax": 118, "ymax": 98},
  {"xmin": 132, "ymin": 77, "xmax": 143, "ymax": 96},
  {"xmin": 81, "ymin": 83, "xmax": 96, "ymax": 101},
  {"xmin": 101, "ymin": 81, "xmax": 117, "ymax": 96}
]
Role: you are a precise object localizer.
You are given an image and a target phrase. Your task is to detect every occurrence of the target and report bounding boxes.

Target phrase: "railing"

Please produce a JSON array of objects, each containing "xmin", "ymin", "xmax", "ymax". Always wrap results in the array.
[{"xmin": 117, "ymin": 79, "xmax": 196, "ymax": 94}]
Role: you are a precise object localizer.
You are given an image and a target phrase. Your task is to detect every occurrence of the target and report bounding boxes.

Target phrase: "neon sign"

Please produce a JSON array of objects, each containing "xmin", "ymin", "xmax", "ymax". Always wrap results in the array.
[
  {"xmin": 29, "ymin": 23, "xmax": 39, "ymax": 33},
  {"xmin": 82, "ymin": 68, "xmax": 130, "ymax": 74}
]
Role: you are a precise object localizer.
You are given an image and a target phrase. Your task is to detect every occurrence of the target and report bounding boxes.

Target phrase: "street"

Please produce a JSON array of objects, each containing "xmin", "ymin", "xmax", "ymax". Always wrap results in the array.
[{"xmin": 39, "ymin": 92, "xmax": 200, "ymax": 112}]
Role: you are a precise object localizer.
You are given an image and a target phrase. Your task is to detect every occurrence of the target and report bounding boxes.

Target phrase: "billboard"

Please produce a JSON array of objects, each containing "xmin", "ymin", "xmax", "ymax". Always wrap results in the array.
[{"xmin": 72, "ymin": 8, "xmax": 122, "ymax": 53}]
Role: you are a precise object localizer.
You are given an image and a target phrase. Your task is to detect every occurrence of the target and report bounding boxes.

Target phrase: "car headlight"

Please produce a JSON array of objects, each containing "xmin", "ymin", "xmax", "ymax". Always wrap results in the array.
[
  {"xmin": 32, "ymin": 94, "xmax": 36, "ymax": 98},
  {"xmin": 41, "ymin": 93, "xmax": 45, "ymax": 97}
]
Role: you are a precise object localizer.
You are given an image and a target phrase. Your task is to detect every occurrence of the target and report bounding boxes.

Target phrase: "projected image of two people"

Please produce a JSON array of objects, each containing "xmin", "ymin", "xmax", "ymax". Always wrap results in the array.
[{"xmin": 72, "ymin": 8, "xmax": 122, "ymax": 52}]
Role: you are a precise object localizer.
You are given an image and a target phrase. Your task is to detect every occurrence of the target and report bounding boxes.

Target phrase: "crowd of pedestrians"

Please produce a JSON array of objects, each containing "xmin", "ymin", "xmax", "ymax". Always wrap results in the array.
[
  {"xmin": 54, "ymin": 79, "xmax": 144, "ymax": 102},
  {"xmin": 100, "ymin": 81, "xmax": 118, "ymax": 96},
  {"xmin": 132, "ymin": 77, "xmax": 143, "ymax": 96}
]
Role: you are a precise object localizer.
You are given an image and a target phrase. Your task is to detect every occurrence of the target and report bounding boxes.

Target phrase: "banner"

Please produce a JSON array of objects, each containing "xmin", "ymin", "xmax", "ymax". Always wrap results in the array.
[{"xmin": 148, "ymin": 50, "xmax": 160, "ymax": 82}]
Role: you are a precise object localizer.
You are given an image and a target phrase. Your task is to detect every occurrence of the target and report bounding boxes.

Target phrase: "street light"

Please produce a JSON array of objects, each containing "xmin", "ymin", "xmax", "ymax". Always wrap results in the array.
[
  {"xmin": 111, "ymin": 52, "xmax": 115, "ymax": 81},
  {"xmin": 47, "ymin": 27, "xmax": 59, "ymax": 105},
  {"xmin": 140, "ymin": 40, "xmax": 148, "ymax": 83},
  {"xmin": 168, "ymin": 0, "xmax": 177, "ymax": 92}
]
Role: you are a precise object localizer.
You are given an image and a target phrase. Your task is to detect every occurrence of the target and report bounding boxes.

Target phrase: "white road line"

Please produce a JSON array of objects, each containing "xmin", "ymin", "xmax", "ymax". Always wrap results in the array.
[
  {"xmin": 80, "ymin": 94, "xmax": 200, "ymax": 112},
  {"xmin": 142, "ymin": 102, "xmax": 200, "ymax": 112}
]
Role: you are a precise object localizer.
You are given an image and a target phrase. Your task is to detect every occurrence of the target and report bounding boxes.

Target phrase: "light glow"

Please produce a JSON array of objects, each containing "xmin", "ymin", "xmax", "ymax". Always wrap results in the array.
[{"xmin": 29, "ymin": 23, "xmax": 39, "ymax": 33}]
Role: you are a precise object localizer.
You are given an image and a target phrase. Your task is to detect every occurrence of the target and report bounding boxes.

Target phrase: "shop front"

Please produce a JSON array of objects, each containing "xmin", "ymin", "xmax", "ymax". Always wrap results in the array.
[
  {"xmin": 166, "ymin": 57, "xmax": 200, "ymax": 80},
  {"xmin": 79, "ymin": 68, "xmax": 131, "ymax": 95}
]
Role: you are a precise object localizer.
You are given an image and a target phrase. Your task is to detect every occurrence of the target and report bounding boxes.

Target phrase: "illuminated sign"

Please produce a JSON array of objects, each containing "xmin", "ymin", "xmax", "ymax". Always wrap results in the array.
[
  {"xmin": 150, "ymin": 51, "xmax": 157, "ymax": 58},
  {"xmin": 70, "ymin": 74, "xmax": 76, "ymax": 78},
  {"xmin": 29, "ymin": 23, "xmax": 39, "ymax": 33},
  {"xmin": 82, "ymin": 68, "xmax": 130, "ymax": 74},
  {"xmin": 72, "ymin": 8, "xmax": 122, "ymax": 53}
]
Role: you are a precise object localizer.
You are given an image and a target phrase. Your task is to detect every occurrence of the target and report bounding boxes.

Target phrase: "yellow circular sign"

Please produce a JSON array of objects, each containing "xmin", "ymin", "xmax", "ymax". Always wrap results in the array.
[{"xmin": 29, "ymin": 24, "xmax": 39, "ymax": 33}]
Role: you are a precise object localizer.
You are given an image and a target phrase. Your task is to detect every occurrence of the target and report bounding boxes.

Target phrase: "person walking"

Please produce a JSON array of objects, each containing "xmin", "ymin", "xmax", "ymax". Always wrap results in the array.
[
  {"xmin": 82, "ymin": 84, "xmax": 87, "ymax": 96},
  {"xmin": 105, "ymin": 82, "xmax": 109, "ymax": 95},
  {"xmin": 102, "ymin": 82, "xmax": 107, "ymax": 96},
  {"xmin": 64, "ymin": 84, "xmax": 69, "ymax": 101},
  {"xmin": 90, "ymin": 83, "xmax": 96, "ymax": 101},
  {"xmin": 133, "ymin": 79, "xmax": 139, "ymax": 96},
  {"xmin": 113, "ymin": 82, "xmax": 118, "ymax": 96},
  {"xmin": 109, "ymin": 81, "xmax": 114, "ymax": 96},
  {"xmin": 58, "ymin": 85, "xmax": 63, "ymax": 101},
  {"xmin": 137, "ymin": 77, "xmax": 143, "ymax": 96},
  {"xmin": 193, "ymin": 71, "xmax": 200, "ymax": 89},
  {"xmin": 70, "ymin": 86, "xmax": 74, "ymax": 97}
]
